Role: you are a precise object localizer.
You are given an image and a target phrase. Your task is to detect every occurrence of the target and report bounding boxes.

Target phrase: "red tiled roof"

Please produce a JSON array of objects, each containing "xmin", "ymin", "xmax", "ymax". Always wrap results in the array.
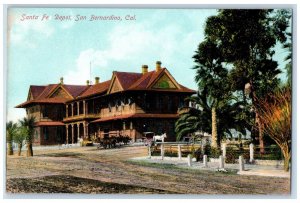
[
  {"xmin": 34, "ymin": 121, "xmax": 65, "ymax": 126},
  {"xmin": 15, "ymin": 97, "xmax": 68, "ymax": 108},
  {"xmin": 114, "ymin": 72, "xmax": 142, "ymax": 90},
  {"xmin": 79, "ymin": 80, "xmax": 111, "ymax": 98},
  {"xmin": 30, "ymin": 85, "xmax": 46, "ymax": 99},
  {"xmin": 91, "ymin": 113, "xmax": 179, "ymax": 123},
  {"xmin": 16, "ymin": 67, "xmax": 196, "ymax": 109},
  {"xmin": 16, "ymin": 83, "xmax": 87, "ymax": 108},
  {"xmin": 63, "ymin": 85, "xmax": 89, "ymax": 98},
  {"xmin": 36, "ymin": 84, "xmax": 58, "ymax": 99}
]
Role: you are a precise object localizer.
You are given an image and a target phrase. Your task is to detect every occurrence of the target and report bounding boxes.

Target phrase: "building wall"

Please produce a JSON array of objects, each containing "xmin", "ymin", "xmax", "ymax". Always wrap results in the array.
[{"xmin": 39, "ymin": 126, "xmax": 65, "ymax": 145}]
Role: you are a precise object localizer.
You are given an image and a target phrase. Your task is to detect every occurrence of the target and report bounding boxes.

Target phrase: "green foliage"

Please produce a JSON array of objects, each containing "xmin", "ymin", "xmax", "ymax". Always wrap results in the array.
[
  {"xmin": 19, "ymin": 116, "xmax": 35, "ymax": 143},
  {"xmin": 191, "ymin": 147, "xmax": 202, "ymax": 162},
  {"xmin": 175, "ymin": 93, "xmax": 211, "ymax": 141},
  {"xmin": 204, "ymin": 146, "xmax": 221, "ymax": 158},
  {"xmin": 13, "ymin": 126, "xmax": 28, "ymax": 145},
  {"xmin": 225, "ymin": 148, "xmax": 237, "ymax": 164},
  {"xmin": 6, "ymin": 121, "xmax": 18, "ymax": 143}
]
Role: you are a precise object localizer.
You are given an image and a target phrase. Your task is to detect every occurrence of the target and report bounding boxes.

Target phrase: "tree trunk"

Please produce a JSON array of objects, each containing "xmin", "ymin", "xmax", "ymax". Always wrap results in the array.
[
  {"xmin": 7, "ymin": 142, "xmax": 13, "ymax": 155},
  {"xmin": 281, "ymin": 144, "xmax": 290, "ymax": 172},
  {"xmin": 27, "ymin": 142, "xmax": 33, "ymax": 157},
  {"xmin": 211, "ymin": 107, "xmax": 218, "ymax": 148},
  {"xmin": 18, "ymin": 143, "xmax": 22, "ymax": 156},
  {"xmin": 256, "ymin": 113, "xmax": 265, "ymax": 154}
]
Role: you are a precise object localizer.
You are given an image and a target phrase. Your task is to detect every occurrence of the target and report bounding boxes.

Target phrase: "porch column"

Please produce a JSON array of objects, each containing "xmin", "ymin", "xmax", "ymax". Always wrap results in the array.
[
  {"xmin": 84, "ymin": 122, "xmax": 87, "ymax": 138},
  {"xmin": 86, "ymin": 123, "xmax": 89, "ymax": 139},
  {"xmin": 71, "ymin": 103, "xmax": 74, "ymax": 117},
  {"xmin": 77, "ymin": 123, "xmax": 80, "ymax": 140},
  {"xmin": 66, "ymin": 105, "xmax": 69, "ymax": 118},
  {"xmin": 71, "ymin": 124, "xmax": 74, "ymax": 144},
  {"xmin": 86, "ymin": 101, "xmax": 89, "ymax": 115},
  {"xmin": 66, "ymin": 125, "xmax": 69, "ymax": 144},
  {"xmin": 77, "ymin": 102, "xmax": 80, "ymax": 115},
  {"xmin": 83, "ymin": 101, "xmax": 86, "ymax": 115}
]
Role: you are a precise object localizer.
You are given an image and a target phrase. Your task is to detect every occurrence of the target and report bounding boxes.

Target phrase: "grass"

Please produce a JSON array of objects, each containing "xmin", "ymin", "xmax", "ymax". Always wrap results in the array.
[{"xmin": 126, "ymin": 159, "xmax": 238, "ymax": 175}]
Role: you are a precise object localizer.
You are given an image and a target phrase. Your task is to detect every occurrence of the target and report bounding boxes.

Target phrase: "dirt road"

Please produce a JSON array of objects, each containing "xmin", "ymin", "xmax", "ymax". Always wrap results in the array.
[{"xmin": 6, "ymin": 146, "xmax": 290, "ymax": 195}]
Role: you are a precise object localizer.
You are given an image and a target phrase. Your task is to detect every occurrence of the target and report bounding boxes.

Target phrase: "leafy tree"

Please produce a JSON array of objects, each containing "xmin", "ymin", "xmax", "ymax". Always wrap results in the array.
[
  {"xmin": 13, "ymin": 126, "xmax": 28, "ymax": 156},
  {"xmin": 256, "ymin": 87, "xmax": 291, "ymax": 171},
  {"xmin": 204, "ymin": 9, "xmax": 290, "ymax": 152},
  {"xmin": 19, "ymin": 116, "xmax": 36, "ymax": 157},
  {"xmin": 6, "ymin": 121, "xmax": 18, "ymax": 155}
]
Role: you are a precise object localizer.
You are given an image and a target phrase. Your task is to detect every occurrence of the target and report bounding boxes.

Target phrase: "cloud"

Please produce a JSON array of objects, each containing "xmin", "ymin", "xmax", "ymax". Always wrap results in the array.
[
  {"xmin": 64, "ymin": 22, "xmax": 194, "ymax": 84},
  {"xmin": 8, "ymin": 11, "xmax": 55, "ymax": 48}
]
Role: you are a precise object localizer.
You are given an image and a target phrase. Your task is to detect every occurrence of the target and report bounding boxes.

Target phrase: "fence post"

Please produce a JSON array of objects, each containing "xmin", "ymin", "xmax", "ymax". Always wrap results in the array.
[
  {"xmin": 148, "ymin": 145, "xmax": 152, "ymax": 158},
  {"xmin": 178, "ymin": 145, "xmax": 182, "ymax": 160},
  {"xmin": 219, "ymin": 155, "xmax": 224, "ymax": 169},
  {"xmin": 187, "ymin": 154, "xmax": 192, "ymax": 167},
  {"xmin": 203, "ymin": 155, "xmax": 208, "ymax": 167},
  {"xmin": 161, "ymin": 144, "xmax": 164, "ymax": 160},
  {"xmin": 239, "ymin": 155, "xmax": 245, "ymax": 171},
  {"xmin": 222, "ymin": 143, "xmax": 227, "ymax": 157},
  {"xmin": 249, "ymin": 143, "xmax": 254, "ymax": 163}
]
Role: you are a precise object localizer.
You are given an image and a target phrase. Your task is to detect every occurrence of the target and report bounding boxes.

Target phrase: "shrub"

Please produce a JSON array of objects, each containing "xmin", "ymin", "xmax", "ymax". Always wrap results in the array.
[
  {"xmin": 225, "ymin": 148, "xmax": 237, "ymax": 164},
  {"xmin": 210, "ymin": 147, "xmax": 221, "ymax": 158},
  {"xmin": 192, "ymin": 147, "xmax": 202, "ymax": 162}
]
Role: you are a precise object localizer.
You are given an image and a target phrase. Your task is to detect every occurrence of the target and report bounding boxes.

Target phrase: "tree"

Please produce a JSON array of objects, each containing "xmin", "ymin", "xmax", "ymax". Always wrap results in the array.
[
  {"xmin": 13, "ymin": 126, "xmax": 28, "ymax": 156},
  {"xmin": 19, "ymin": 116, "xmax": 36, "ymax": 157},
  {"xmin": 193, "ymin": 39, "xmax": 231, "ymax": 147},
  {"xmin": 175, "ymin": 93, "xmax": 211, "ymax": 141},
  {"xmin": 204, "ymin": 9, "xmax": 290, "ymax": 152},
  {"xmin": 256, "ymin": 87, "xmax": 291, "ymax": 171},
  {"xmin": 6, "ymin": 121, "xmax": 18, "ymax": 155}
]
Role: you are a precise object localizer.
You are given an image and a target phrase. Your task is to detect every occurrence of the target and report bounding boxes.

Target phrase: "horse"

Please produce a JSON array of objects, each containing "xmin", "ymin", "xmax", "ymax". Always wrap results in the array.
[{"xmin": 153, "ymin": 133, "xmax": 167, "ymax": 142}]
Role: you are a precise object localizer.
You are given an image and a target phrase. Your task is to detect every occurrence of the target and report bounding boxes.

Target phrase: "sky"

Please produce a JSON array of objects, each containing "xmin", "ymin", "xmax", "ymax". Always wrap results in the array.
[{"xmin": 6, "ymin": 8, "xmax": 290, "ymax": 122}]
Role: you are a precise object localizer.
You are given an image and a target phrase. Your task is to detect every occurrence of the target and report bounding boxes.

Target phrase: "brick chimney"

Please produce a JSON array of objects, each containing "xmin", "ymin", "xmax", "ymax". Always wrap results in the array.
[
  {"xmin": 60, "ymin": 77, "xmax": 64, "ymax": 84},
  {"xmin": 95, "ymin": 77, "xmax": 100, "ymax": 84},
  {"xmin": 156, "ymin": 61, "xmax": 162, "ymax": 72},
  {"xmin": 142, "ymin": 65, "xmax": 148, "ymax": 75},
  {"xmin": 86, "ymin": 80, "xmax": 90, "ymax": 86}
]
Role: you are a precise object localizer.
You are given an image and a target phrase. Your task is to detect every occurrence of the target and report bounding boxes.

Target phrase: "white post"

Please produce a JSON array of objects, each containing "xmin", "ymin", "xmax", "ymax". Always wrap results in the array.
[
  {"xmin": 222, "ymin": 143, "xmax": 227, "ymax": 157},
  {"xmin": 203, "ymin": 155, "xmax": 208, "ymax": 167},
  {"xmin": 148, "ymin": 145, "xmax": 151, "ymax": 158},
  {"xmin": 161, "ymin": 144, "xmax": 164, "ymax": 160},
  {"xmin": 178, "ymin": 145, "xmax": 182, "ymax": 160},
  {"xmin": 250, "ymin": 143, "xmax": 254, "ymax": 163},
  {"xmin": 187, "ymin": 154, "xmax": 192, "ymax": 167},
  {"xmin": 219, "ymin": 155, "xmax": 224, "ymax": 169},
  {"xmin": 239, "ymin": 155, "xmax": 245, "ymax": 171}
]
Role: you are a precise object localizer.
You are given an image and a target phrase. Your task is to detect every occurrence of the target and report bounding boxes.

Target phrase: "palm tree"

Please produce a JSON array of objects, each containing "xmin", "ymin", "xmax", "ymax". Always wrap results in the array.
[
  {"xmin": 6, "ymin": 121, "xmax": 18, "ymax": 155},
  {"xmin": 19, "ymin": 116, "xmax": 36, "ymax": 157},
  {"xmin": 13, "ymin": 126, "xmax": 28, "ymax": 156},
  {"xmin": 193, "ymin": 39, "xmax": 231, "ymax": 147},
  {"xmin": 175, "ymin": 94, "xmax": 211, "ymax": 141}
]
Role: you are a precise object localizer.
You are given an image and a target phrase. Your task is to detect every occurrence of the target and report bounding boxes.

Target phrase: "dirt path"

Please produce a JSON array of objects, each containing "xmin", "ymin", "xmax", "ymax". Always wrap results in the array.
[{"xmin": 6, "ymin": 146, "xmax": 290, "ymax": 194}]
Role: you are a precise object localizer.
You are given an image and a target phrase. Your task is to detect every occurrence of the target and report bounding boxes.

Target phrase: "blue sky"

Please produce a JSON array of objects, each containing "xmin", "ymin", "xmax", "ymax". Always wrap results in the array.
[{"xmin": 6, "ymin": 8, "xmax": 289, "ymax": 122}]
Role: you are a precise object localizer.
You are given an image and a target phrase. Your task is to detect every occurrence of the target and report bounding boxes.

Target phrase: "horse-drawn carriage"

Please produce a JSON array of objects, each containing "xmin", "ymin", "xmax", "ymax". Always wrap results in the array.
[
  {"xmin": 93, "ymin": 135, "xmax": 131, "ymax": 149},
  {"xmin": 142, "ymin": 132, "xmax": 167, "ymax": 146}
]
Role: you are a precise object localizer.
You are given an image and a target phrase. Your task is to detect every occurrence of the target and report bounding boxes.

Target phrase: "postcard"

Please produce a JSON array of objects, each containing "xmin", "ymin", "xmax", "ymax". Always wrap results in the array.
[{"xmin": 4, "ymin": 5, "xmax": 293, "ymax": 197}]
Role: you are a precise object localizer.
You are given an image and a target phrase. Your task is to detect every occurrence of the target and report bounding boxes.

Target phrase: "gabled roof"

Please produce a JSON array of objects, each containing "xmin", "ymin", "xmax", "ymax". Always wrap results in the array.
[
  {"xmin": 29, "ymin": 85, "xmax": 46, "ymax": 100},
  {"xmin": 16, "ymin": 67, "xmax": 196, "ymax": 108},
  {"xmin": 16, "ymin": 83, "xmax": 88, "ymax": 108},
  {"xmin": 79, "ymin": 80, "xmax": 111, "ymax": 98},
  {"xmin": 115, "ymin": 72, "xmax": 142, "ymax": 90}
]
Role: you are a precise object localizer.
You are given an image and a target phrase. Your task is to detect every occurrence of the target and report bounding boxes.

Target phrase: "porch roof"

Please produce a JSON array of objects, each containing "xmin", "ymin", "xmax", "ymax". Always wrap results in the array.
[
  {"xmin": 34, "ymin": 121, "xmax": 65, "ymax": 127},
  {"xmin": 91, "ymin": 113, "xmax": 179, "ymax": 123}
]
